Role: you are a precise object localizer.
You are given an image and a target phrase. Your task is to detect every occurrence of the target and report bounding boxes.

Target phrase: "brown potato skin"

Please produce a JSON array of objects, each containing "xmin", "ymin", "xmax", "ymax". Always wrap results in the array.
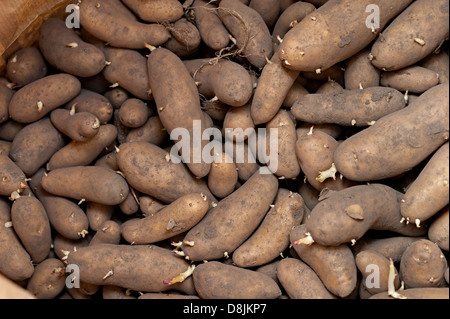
[
  {"xmin": 182, "ymin": 171, "xmax": 278, "ymax": 261},
  {"xmin": 381, "ymin": 66, "xmax": 440, "ymax": 94},
  {"xmin": 369, "ymin": 287, "xmax": 449, "ymax": 299},
  {"xmin": 233, "ymin": 193, "xmax": 305, "ymax": 267},
  {"xmin": 50, "ymin": 109, "xmax": 100, "ymax": 142},
  {"xmin": 291, "ymin": 87, "xmax": 406, "ymax": 127},
  {"xmin": 6, "ymin": 47, "xmax": 47, "ymax": 86},
  {"xmin": 334, "ymin": 83, "xmax": 449, "ymax": 182},
  {"xmin": 401, "ymin": 142, "xmax": 449, "ymax": 224},
  {"xmin": 278, "ymin": 0, "xmax": 413, "ymax": 71},
  {"xmin": 121, "ymin": 0, "xmax": 184, "ymax": 23},
  {"xmin": 193, "ymin": 261, "xmax": 282, "ymax": 299},
  {"xmin": 223, "ymin": 103, "xmax": 255, "ymax": 142},
  {"xmin": 118, "ymin": 98, "xmax": 149, "ymax": 128},
  {"xmin": 8, "ymin": 74, "xmax": 81, "ymax": 123},
  {"xmin": 282, "ymin": 81, "xmax": 309, "ymax": 108},
  {"xmin": 428, "ymin": 206, "xmax": 449, "ymax": 252},
  {"xmin": 306, "ymin": 184, "xmax": 426, "ymax": 246},
  {"xmin": 66, "ymin": 89, "xmax": 113, "ymax": 124},
  {"xmin": 370, "ymin": 0, "xmax": 450, "ymax": 71},
  {"xmin": 0, "ymin": 82, "xmax": 13, "ymax": 124},
  {"xmin": 400, "ymin": 239, "xmax": 448, "ymax": 288},
  {"xmin": 344, "ymin": 48, "xmax": 380, "ymax": 90},
  {"xmin": 249, "ymin": 0, "xmax": 280, "ymax": 29},
  {"xmin": 290, "ymin": 224, "xmax": 357, "ymax": 298},
  {"xmin": 86, "ymin": 202, "xmax": 115, "ymax": 232},
  {"xmin": 26, "ymin": 258, "xmax": 66, "ymax": 299},
  {"xmin": 116, "ymin": 142, "xmax": 214, "ymax": 204},
  {"xmin": 163, "ymin": 19, "xmax": 202, "ymax": 58},
  {"xmin": 277, "ymin": 258, "xmax": 337, "ymax": 299},
  {"xmin": 0, "ymin": 154, "xmax": 27, "ymax": 196},
  {"xmin": 218, "ymin": 0, "xmax": 274, "ymax": 69},
  {"xmin": 104, "ymin": 88, "xmax": 129, "ymax": 109},
  {"xmin": 79, "ymin": 0, "xmax": 170, "ymax": 49},
  {"xmin": 89, "ymin": 220, "xmax": 121, "ymax": 246},
  {"xmin": 148, "ymin": 48, "xmax": 211, "ymax": 178},
  {"xmin": 420, "ymin": 50, "xmax": 450, "ymax": 84},
  {"xmin": 39, "ymin": 18, "xmax": 106, "ymax": 78},
  {"xmin": 192, "ymin": 0, "xmax": 230, "ymax": 51},
  {"xmin": 121, "ymin": 193, "xmax": 209, "ymax": 244},
  {"xmin": 125, "ymin": 116, "xmax": 168, "ymax": 145},
  {"xmin": 11, "ymin": 195, "xmax": 51, "ymax": 263},
  {"xmin": 272, "ymin": 1, "xmax": 316, "ymax": 42},
  {"xmin": 67, "ymin": 244, "xmax": 191, "ymax": 293},
  {"xmin": 208, "ymin": 152, "xmax": 238, "ymax": 199}
]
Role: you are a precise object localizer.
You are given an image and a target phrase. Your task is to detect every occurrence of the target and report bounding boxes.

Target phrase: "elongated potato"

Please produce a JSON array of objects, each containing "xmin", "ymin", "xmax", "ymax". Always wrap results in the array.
[
  {"xmin": 8, "ymin": 74, "xmax": 81, "ymax": 123},
  {"xmin": 86, "ymin": 202, "xmax": 115, "ymax": 232},
  {"xmin": 223, "ymin": 103, "xmax": 255, "ymax": 142},
  {"xmin": 370, "ymin": 0, "xmax": 450, "ymax": 71},
  {"xmin": 291, "ymin": 87, "xmax": 406, "ymax": 127},
  {"xmin": 233, "ymin": 141, "xmax": 259, "ymax": 182},
  {"xmin": 305, "ymin": 184, "xmax": 426, "ymax": 246},
  {"xmin": 41, "ymin": 166, "xmax": 129, "ymax": 206},
  {"xmin": 148, "ymin": 47, "xmax": 211, "ymax": 178},
  {"xmin": 50, "ymin": 109, "xmax": 100, "ymax": 142},
  {"xmin": 428, "ymin": 206, "xmax": 449, "ymax": 251},
  {"xmin": 290, "ymin": 224, "xmax": 357, "ymax": 298},
  {"xmin": 370, "ymin": 287, "xmax": 449, "ymax": 299},
  {"xmin": 278, "ymin": 0, "xmax": 413, "ymax": 71},
  {"xmin": 233, "ymin": 192, "xmax": 305, "ymax": 267},
  {"xmin": 67, "ymin": 244, "xmax": 191, "ymax": 292},
  {"xmin": 182, "ymin": 171, "xmax": 278, "ymax": 261},
  {"xmin": 218, "ymin": 0, "xmax": 273, "ymax": 69},
  {"xmin": 121, "ymin": 193, "xmax": 209, "ymax": 244},
  {"xmin": 344, "ymin": 48, "xmax": 381, "ymax": 90},
  {"xmin": 401, "ymin": 142, "xmax": 449, "ymax": 226},
  {"xmin": 272, "ymin": 1, "xmax": 316, "ymax": 43},
  {"xmin": 47, "ymin": 124, "xmax": 118, "ymax": 170},
  {"xmin": 381, "ymin": 66, "xmax": 440, "ymax": 94},
  {"xmin": 125, "ymin": 116, "xmax": 168, "ymax": 145},
  {"xmin": 11, "ymin": 195, "xmax": 51, "ymax": 263},
  {"xmin": 121, "ymin": 0, "xmax": 184, "ymax": 23},
  {"xmin": 277, "ymin": 258, "xmax": 337, "ymax": 299},
  {"xmin": 193, "ymin": 261, "xmax": 282, "ymax": 299},
  {"xmin": 6, "ymin": 47, "xmax": 47, "ymax": 86},
  {"xmin": 39, "ymin": 18, "xmax": 106, "ymax": 77},
  {"xmin": 26, "ymin": 258, "xmax": 66, "ymax": 299},
  {"xmin": 79, "ymin": 0, "xmax": 170, "ymax": 49},
  {"xmin": 400, "ymin": 239, "xmax": 448, "ymax": 288},
  {"xmin": 0, "ymin": 154, "xmax": 27, "ymax": 197},
  {"xmin": 334, "ymin": 83, "xmax": 449, "ymax": 182},
  {"xmin": 66, "ymin": 89, "xmax": 113, "ymax": 124},
  {"xmin": 208, "ymin": 152, "xmax": 238, "ymax": 199},
  {"xmin": 192, "ymin": 0, "xmax": 230, "ymax": 51}
]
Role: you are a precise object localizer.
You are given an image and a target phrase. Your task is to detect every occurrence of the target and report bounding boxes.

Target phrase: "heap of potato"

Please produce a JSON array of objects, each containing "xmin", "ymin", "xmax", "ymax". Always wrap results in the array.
[{"xmin": 0, "ymin": 0, "xmax": 449, "ymax": 299}]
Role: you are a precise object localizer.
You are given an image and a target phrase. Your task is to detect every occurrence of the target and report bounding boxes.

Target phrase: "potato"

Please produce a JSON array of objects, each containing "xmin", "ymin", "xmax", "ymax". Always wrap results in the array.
[
  {"xmin": 420, "ymin": 50, "xmax": 450, "ymax": 84},
  {"xmin": 30, "ymin": 168, "xmax": 89, "ymax": 240},
  {"xmin": 370, "ymin": 287, "xmax": 449, "ymax": 299},
  {"xmin": 207, "ymin": 152, "xmax": 238, "ymax": 199},
  {"xmin": 305, "ymin": 184, "xmax": 426, "ymax": 246},
  {"xmin": 301, "ymin": 63, "xmax": 345, "ymax": 86},
  {"xmin": 400, "ymin": 239, "xmax": 448, "ymax": 288},
  {"xmin": 272, "ymin": 1, "xmax": 316, "ymax": 43},
  {"xmin": 296, "ymin": 127, "xmax": 355, "ymax": 192},
  {"xmin": 119, "ymin": 187, "xmax": 140, "ymax": 216},
  {"xmin": 233, "ymin": 141, "xmax": 259, "ymax": 182},
  {"xmin": 428, "ymin": 206, "xmax": 449, "ymax": 252},
  {"xmin": 223, "ymin": 103, "xmax": 255, "ymax": 142},
  {"xmin": 39, "ymin": 18, "xmax": 106, "ymax": 78},
  {"xmin": 0, "ymin": 154, "xmax": 27, "ymax": 197},
  {"xmin": 278, "ymin": 0, "xmax": 413, "ymax": 72},
  {"xmin": 182, "ymin": 171, "xmax": 278, "ymax": 261},
  {"xmin": 315, "ymin": 80, "xmax": 344, "ymax": 94},
  {"xmin": 89, "ymin": 220, "xmax": 121, "ymax": 246},
  {"xmin": 184, "ymin": 58, "xmax": 253, "ymax": 107},
  {"xmin": 356, "ymin": 250, "xmax": 400, "ymax": 295},
  {"xmin": 381, "ymin": 66, "xmax": 440, "ymax": 94},
  {"xmin": 104, "ymin": 88, "xmax": 129, "ymax": 109},
  {"xmin": 193, "ymin": 261, "xmax": 282, "ymax": 299},
  {"xmin": 251, "ymin": 52, "xmax": 299, "ymax": 125},
  {"xmin": 121, "ymin": 0, "xmax": 184, "ymax": 23},
  {"xmin": 291, "ymin": 87, "xmax": 406, "ymax": 127},
  {"xmin": 218, "ymin": 0, "xmax": 273, "ymax": 69},
  {"xmin": 9, "ymin": 118, "xmax": 65, "ymax": 177},
  {"xmin": 0, "ymin": 198, "xmax": 34, "ymax": 281},
  {"xmin": 277, "ymin": 258, "xmax": 336, "ymax": 299},
  {"xmin": 233, "ymin": 192, "xmax": 305, "ymax": 267},
  {"xmin": 256, "ymin": 260, "xmax": 281, "ymax": 286},
  {"xmin": 94, "ymin": 151, "xmax": 119, "ymax": 171},
  {"xmin": 370, "ymin": 0, "xmax": 449, "ymax": 71},
  {"xmin": 401, "ymin": 142, "xmax": 449, "ymax": 226},
  {"xmin": 282, "ymin": 81, "xmax": 309, "ymax": 108},
  {"xmin": 121, "ymin": 193, "xmax": 209, "ymax": 244},
  {"xmin": 79, "ymin": 0, "xmax": 170, "ymax": 49},
  {"xmin": 147, "ymin": 47, "xmax": 211, "ymax": 178},
  {"xmin": 249, "ymin": 0, "xmax": 280, "ymax": 29},
  {"xmin": 265, "ymin": 109, "xmax": 300, "ymax": 179},
  {"xmin": 86, "ymin": 202, "xmax": 115, "ymax": 232},
  {"xmin": 6, "ymin": 47, "xmax": 47, "ymax": 86},
  {"xmin": 163, "ymin": 18, "xmax": 202, "ymax": 58},
  {"xmin": 344, "ymin": 48, "xmax": 381, "ymax": 90},
  {"xmin": 66, "ymin": 244, "xmax": 191, "ymax": 293},
  {"xmin": 11, "ymin": 195, "xmax": 51, "ymax": 263},
  {"xmin": 0, "ymin": 120, "xmax": 25, "ymax": 142},
  {"xmin": 103, "ymin": 48, "xmax": 152, "ymax": 101},
  {"xmin": 334, "ymin": 83, "xmax": 449, "ymax": 182},
  {"xmin": 116, "ymin": 142, "xmax": 214, "ymax": 204},
  {"xmin": 26, "ymin": 258, "xmax": 66, "ymax": 299},
  {"xmin": 290, "ymin": 224, "xmax": 357, "ymax": 297},
  {"xmin": 297, "ymin": 181, "xmax": 320, "ymax": 211},
  {"xmin": 8, "ymin": 73, "xmax": 81, "ymax": 123},
  {"xmin": 66, "ymin": 89, "xmax": 113, "ymax": 124},
  {"xmin": 192, "ymin": 0, "xmax": 230, "ymax": 51},
  {"xmin": 41, "ymin": 166, "xmax": 129, "ymax": 206},
  {"xmin": 50, "ymin": 109, "xmax": 100, "ymax": 142},
  {"xmin": 117, "ymin": 98, "xmax": 149, "ymax": 129},
  {"xmin": 52, "ymin": 234, "xmax": 89, "ymax": 263},
  {"xmin": 139, "ymin": 195, "xmax": 165, "ymax": 217},
  {"xmin": 125, "ymin": 116, "xmax": 168, "ymax": 145},
  {"xmin": 0, "ymin": 82, "xmax": 13, "ymax": 124}
]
